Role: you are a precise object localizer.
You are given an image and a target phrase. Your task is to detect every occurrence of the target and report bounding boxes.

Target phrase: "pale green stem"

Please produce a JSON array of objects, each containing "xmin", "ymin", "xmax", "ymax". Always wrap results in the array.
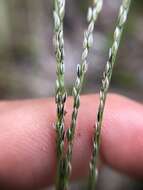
[
  {"xmin": 88, "ymin": 0, "xmax": 132, "ymax": 189},
  {"xmin": 53, "ymin": 0, "xmax": 67, "ymax": 189},
  {"xmin": 60, "ymin": 1, "xmax": 103, "ymax": 189}
]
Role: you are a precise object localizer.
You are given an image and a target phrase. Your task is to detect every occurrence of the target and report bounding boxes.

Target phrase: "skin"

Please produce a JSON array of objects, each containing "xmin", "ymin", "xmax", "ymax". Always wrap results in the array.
[{"xmin": 0, "ymin": 94, "xmax": 142, "ymax": 189}]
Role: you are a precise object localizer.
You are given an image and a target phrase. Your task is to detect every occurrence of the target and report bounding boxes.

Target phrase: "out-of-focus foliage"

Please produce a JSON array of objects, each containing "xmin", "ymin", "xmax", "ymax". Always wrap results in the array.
[{"xmin": 0, "ymin": 0, "xmax": 143, "ymax": 101}]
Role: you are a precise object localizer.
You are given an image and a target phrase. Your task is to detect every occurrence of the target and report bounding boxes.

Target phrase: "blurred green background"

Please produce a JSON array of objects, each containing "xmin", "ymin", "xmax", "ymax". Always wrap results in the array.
[{"xmin": 0, "ymin": 0, "xmax": 143, "ymax": 189}]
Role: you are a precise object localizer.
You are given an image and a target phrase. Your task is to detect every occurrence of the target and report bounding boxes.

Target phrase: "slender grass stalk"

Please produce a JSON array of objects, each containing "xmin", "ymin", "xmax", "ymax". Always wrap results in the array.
[
  {"xmin": 88, "ymin": 0, "xmax": 132, "ymax": 189},
  {"xmin": 53, "ymin": 0, "xmax": 67, "ymax": 189},
  {"xmin": 57, "ymin": 1, "xmax": 103, "ymax": 189}
]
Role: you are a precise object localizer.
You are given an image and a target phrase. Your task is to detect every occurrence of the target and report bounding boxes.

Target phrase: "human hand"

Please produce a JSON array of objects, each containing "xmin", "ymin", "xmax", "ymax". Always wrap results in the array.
[{"xmin": 0, "ymin": 94, "xmax": 142, "ymax": 189}]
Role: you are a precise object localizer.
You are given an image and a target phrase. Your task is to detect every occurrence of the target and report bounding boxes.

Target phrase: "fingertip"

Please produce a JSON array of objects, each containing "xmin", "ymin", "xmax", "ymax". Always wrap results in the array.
[
  {"xmin": 101, "ymin": 95, "xmax": 143, "ymax": 179},
  {"xmin": 0, "ymin": 94, "xmax": 142, "ymax": 189}
]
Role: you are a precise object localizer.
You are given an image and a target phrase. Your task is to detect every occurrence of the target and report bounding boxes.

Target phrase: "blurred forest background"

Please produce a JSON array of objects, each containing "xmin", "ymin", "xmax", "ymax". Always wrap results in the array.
[{"xmin": 0, "ymin": 0, "xmax": 143, "ymax": 189}]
